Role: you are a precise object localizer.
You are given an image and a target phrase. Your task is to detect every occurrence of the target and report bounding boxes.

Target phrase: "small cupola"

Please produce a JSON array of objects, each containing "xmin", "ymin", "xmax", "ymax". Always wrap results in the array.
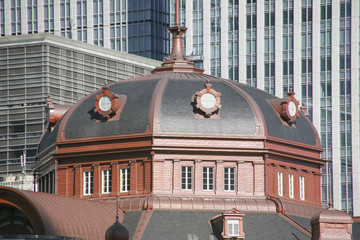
[{"xmin": 105, "ymin": 217, "xmax": 129, "ymax": 240}]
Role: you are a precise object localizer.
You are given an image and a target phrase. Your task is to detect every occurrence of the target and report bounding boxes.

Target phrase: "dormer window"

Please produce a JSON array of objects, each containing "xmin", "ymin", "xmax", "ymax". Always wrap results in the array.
[
  {"xmin": 210, "ymin": 208, "xmax": 245, "ymax": 240},
  {"xmin": 227, "ymin": 219, "xmax": 240, "ymax": 237},
  {"xmin": 268, "ymin": 90, "xmax": 300, "ymax": 125},
  {"xmin": 94, "ymin": 86, "xmax": 127, "ymax": 121}
]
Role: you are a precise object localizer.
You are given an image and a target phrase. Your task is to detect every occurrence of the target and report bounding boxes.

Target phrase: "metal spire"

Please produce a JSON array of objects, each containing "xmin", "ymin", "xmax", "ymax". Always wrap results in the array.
[{"xmin": 153, "ymin": 0, "xmax": 204, "ymax": 73}]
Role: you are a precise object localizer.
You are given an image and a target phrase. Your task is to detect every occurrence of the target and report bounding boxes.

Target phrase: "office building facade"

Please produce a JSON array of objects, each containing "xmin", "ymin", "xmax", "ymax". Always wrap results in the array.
[
  {"xmin": 0, "ymin": 0, "xmax": 170, "ymax": 61},
  {"xmin": 0, "ymin": 34, "xmax": 160, "ymax": 189},
  {"xmin": 172, "ymin": 0, "xmax": 360, "ymax": 216}
]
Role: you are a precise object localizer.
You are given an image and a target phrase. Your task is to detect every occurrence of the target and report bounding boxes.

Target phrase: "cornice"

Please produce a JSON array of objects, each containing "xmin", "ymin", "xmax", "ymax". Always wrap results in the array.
[{"xmin": 265, "ymin": 136, "xmax": 323, "ymax": 152}]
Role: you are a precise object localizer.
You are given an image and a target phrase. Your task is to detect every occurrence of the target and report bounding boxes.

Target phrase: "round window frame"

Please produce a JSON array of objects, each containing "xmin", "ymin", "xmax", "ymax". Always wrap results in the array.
[
  {"xmin": 94, "ymin": 87, "xmax": 120, "ymax": 118},
  {"xmin": 195, "ymin": 84, "xmax": 221, "ymax": 117}
]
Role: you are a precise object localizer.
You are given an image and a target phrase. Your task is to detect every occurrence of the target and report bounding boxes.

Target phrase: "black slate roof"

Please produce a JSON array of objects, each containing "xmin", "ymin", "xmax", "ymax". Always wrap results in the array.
[
  {"xmin": 121, "ymin": 211, "xmax": 142, "ymax": 240},
  {"xmin": 38, "ymin": 117, "xmax": 62, "ymax": 153},
  {"xmin": 38, "ymin": 72, "xmax": 320, "ymax": 151},
  {"xmin": 124, "ymin": 211, "xmax": 310, "ymax": 240},
  {"xmin": 65, "ymin": 80, "xmax": 159, "ymax": 139},
  {"xmin": 288, "ymin": 214, "xmax": 312, "ymax": 232},
  {"xmin": 239, "ymin": 83, "xmax": 317, "ymax": 145},
  {"xmin": 160, "ymin": 79, "xmax": 256, "ymax": 135},
  {"xmin": 353, "ymin": 222, "xmax": 360, "ymax": 240}
]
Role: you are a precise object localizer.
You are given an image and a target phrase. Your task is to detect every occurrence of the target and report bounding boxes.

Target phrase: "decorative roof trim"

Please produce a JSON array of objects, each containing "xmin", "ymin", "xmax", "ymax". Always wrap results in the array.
[
  {"xmin": 45, "ymin": 96, "xmax": 71, "ymax": 130},
  {"xmin": 117, "ymin": 195, "xmax": 277, "ymax": 212}
]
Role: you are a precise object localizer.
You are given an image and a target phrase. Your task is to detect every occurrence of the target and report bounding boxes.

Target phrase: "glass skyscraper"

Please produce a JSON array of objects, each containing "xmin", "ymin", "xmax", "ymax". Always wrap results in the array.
[
  {"xmin": 172, "ymin": 0, "xmax": 359, "ymax": 216},
  {"xmin": 0, "ymin": 0, "xmax": 170, "ymax": 61}
]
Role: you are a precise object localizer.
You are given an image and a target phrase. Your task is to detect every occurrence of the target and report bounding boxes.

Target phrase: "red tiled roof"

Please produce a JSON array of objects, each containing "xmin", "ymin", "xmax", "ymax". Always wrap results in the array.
[{"xmin": 0, "ymin": 187, "xmax": 124, "ymax": 240}]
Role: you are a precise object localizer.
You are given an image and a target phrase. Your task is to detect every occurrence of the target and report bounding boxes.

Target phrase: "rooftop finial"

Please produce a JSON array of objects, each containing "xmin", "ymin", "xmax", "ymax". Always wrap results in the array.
[
  {"xmin": 116, "ymin": 195, "xmax": 119, "ymax": 221},
  {"xmin": 153, "ymin": 0, "xmax": 204, "ymax": 74},
  {"xmin": 175, "ymin": 0, "xmax": 180, "ymax": 26}
]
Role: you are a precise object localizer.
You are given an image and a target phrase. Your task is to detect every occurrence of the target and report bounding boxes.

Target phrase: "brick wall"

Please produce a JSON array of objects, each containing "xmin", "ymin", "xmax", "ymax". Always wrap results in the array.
[{"xmin": 152, "ymin": 156, "xmax": 265, "ymax": 197}]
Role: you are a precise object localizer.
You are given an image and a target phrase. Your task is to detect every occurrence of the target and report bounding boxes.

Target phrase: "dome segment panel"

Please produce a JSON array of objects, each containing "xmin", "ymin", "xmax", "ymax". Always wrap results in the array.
[
  {"xmin": 64, "ymin": 79, "xmax": 160, "ymax": 140},
  {"xmin": 160, "ymin": 78, "xmax": 258, "ymax": 135},
  {"xmin": 239, "ymin": 83, "xmax": 319, "ymax": 146}
]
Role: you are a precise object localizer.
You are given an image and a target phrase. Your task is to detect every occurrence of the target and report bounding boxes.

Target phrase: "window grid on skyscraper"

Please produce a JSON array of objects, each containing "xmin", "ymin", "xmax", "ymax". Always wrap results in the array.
[
  {"xmin": 282, "ymin": 0, "xmax": 294, "ymax": 97},
  {"xmin": 110, "ymin": 0, "xmax": 127, "ymax": 51},
  {"xmin": 245, "ymin": 0, "xmax": 256, "ymax": 86},
  {"xmin": 0, "ymin": 0, "xmax": 4, "ymax": 36},
  {"xmin": 11, "ymin": 0, "xmax": 21, "ymax": 35},
  {"xmin": 27, "ymin": 0, "xmax": 38, "ymax": 34},
  {"xmin": 228, "ymin": 0, "xmax": 239, "ymax": 81},
  {"xmin": 339, "ymin": 0, "xmax": 352, "ymax": 215},
  {"xmin": 76, "ymin": 0, "xmax": 87, "ymax": 42},
  {"xmin": 44, "ymin": 0, "xmax": 54, "ymax": 33},
  {"xmin": 192, "ymin": 0, "xmax": 204, "ymax": 69},
  {"xmin": 264, "ymin": 0, "xmax": 275, "ymax": 95},
  {"xmin": 301, "ymin": 0, "xmax": 313, "ymax": 120},
  {"xmin": 210, "ymin": 0, "xmax": 221, "ymax": 77},
  {"xmin": 319, "ymin": 0, "xmax": 332, "ymax": 208},
  {"xmin": 181, "ymin": 0, "xmax": 186, "ymax": 53},
  {"xmin": 60, "ymin": 0, "xmax": 71, "ymax": 38},
  {"xmin": 93, "ymin": 0, "xmax": 104, "ymax": 47}
]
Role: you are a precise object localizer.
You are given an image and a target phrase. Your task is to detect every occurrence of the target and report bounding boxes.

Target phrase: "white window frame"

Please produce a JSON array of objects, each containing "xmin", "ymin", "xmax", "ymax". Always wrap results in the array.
[
  {"xmin": 300, "ymin": 176, "xmax": 305, "ymax": 200},
  {"xmin": 102, "ymin": 169, "xmax": 112, "ymax": 194},
  {"xmin": 120, "ymin": 167, "xmax": 130, "ymax": 192},
  {"xmin": 203, "ymin": 167, "xmax": 214, "ymax": 191},
  {"xmin": 289, "ymin": 173, "xmax": 294, "ymax": 198},
  {"xmin": 83, "ymin": 171, "xmax": 93, "ymax": 196},
  {"xmin": 224, "ymin": 167, "xmax": 235, "ymax": 191},
  {"xmin": 181, "ymin": 166, "xmax": 193, "ymax": 190},
  {"xmin": 278, "ymin": 172, "xmax": 283, "ymax": 196},
  {"xmin": 227, "ymin": 219, "xmax": 240, "ymax": 237}
]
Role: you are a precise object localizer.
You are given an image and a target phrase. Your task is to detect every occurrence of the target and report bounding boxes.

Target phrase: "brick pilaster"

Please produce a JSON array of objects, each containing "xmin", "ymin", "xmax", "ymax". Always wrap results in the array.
[
  {"xmin": 130, "ymin": 160, "xmax": 138, "ymax": 194},
  {"xmin": 93, "ymin": 163, "xmax": 101, "ymax": 197},
  {"xmin": 194, "ymin": 160, "xmax": 202, "ymax": 194},
  {"xmin": 215, "ymin": 161, "xmax": 224, "ymax": 194},
  {"xmin": 254, "ymin": 162, "xmax": 265, "ymax": 196},
  {"xmin": 74, "ymin": 165, "xmax": 82, "ymax": 198},
  {"xmin": 111, "ymin": 162, "xmax": 119, "ymax": 196},
  {"xmin": 173, "ymin": 159, "xmax": 181, "ymax": 194}
]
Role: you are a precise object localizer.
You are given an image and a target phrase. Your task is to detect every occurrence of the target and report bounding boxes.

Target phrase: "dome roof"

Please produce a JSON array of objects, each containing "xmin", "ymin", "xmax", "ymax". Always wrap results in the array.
[
  {"xmin": 38, "ymin": 2, "xmax": 320, "ymax": 153},
  {"xmin": 105, "ymin": 217, "xmax": 129, "ymax": 240},
  {"xmin": 38, "ymin": 72, "xmax": 320, "ymax": 153}
]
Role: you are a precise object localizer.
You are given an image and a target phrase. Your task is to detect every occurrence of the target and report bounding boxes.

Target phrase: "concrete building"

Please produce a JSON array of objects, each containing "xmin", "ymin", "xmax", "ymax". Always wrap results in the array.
[
  {"xmin": 173, "ymin": 0, "xmax": 360, "ymax": 216},
  {"xmin": 0, "ymin": 34, "xmax": 160, "ymax": 189},
  {"xmin": 0, "ymin": 0, "xmax": 170, "ymax": 61}
]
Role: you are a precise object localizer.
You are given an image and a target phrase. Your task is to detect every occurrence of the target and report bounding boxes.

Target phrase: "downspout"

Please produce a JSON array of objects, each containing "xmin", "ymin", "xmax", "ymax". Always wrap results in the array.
[{"xmin": 55, "ymin": 159, "xmax": 58, "ymax": 194}]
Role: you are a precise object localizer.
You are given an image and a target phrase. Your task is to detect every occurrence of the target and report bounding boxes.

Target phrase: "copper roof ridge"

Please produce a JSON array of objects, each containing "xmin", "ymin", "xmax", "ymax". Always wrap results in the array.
[
  {"xmin": 116, "ymin": 195, "xmax": 277, "ymax": 212},
  {"xmin": 0, "ymin": 187, "xmax": 124, "ymax": 240},
  {"xmin": 153, "ymin": 0, "xmax": 204, "ymax": 74}
]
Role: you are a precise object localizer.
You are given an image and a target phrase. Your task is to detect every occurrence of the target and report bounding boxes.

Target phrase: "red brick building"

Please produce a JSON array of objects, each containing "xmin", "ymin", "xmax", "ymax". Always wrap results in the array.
[
  {"xmin": 0, "ymin": 2, "xmax": 356, "ymax": 239},
  {"xmin": 37, "ymin": 70, "xmax": 324, "ymax": 205}
]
